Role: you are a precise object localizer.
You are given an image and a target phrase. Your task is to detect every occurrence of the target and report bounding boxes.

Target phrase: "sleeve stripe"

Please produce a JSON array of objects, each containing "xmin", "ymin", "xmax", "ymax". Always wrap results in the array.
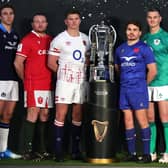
[{"xmin": 16, "ymin": 53, "xmax": 27, "ymax": 58}]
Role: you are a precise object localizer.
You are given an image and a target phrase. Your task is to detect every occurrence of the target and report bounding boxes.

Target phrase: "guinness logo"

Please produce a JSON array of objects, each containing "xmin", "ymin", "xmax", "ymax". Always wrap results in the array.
[{"xmin": 92, "ymin": 120, "xmax": 109, "ymax": 142}]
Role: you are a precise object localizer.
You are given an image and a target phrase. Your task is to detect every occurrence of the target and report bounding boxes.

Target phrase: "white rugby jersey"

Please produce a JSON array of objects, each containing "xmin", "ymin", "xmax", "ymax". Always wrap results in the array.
[
  {"xmin": 49, "ymin": 30, "xmax": 90, "ymax": 84},
  {"xmin": 49, "ymin": 30, "xmax": 90, "ymax": 66}
]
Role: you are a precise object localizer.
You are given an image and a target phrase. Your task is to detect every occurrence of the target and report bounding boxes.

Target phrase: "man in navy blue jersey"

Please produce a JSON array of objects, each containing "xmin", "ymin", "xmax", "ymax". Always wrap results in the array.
[
  {"xmin": 0, "ymin": 4, "xmax": 21, "ymax": 159},
  {"xmin": 115, "ymin": 20, "xmax": 157, "ymax": 163}
]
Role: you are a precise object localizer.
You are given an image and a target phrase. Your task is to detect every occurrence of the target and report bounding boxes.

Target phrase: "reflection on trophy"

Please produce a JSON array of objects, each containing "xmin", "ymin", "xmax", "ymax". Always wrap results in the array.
[
  {"xmin": 88, "ymin": 21, "xmax": 117, "ymax": 82},
  {"xmin": 84, "ymin": 21, "xmax": 118, "ymax": 164}
]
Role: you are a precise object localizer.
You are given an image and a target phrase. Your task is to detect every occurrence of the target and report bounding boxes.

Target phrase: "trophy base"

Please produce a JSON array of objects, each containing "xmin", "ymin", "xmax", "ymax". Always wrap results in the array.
[
  {"xmin": 87, "ymin": 158, "xmax": 117, "ymax": 164},
  {"xmin": 89, "ymin": 65, "xmax": 114, "ymax": 82}
]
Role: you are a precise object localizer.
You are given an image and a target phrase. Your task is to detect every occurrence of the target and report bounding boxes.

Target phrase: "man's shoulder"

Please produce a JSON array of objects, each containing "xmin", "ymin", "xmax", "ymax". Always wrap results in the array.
[
  {"xmin": 80, "ymin": 32, "xmax": 88, "ymax": 37},
  {"xmin": 160, "ymin": 28, "xmax": 168, "ymax": 37},
  {"xmin": 116, "ymin": 42, "xmax": 127, "ymax": 50},
  {"xmin": 20, "ymin": 32, "xmax": 38, "ymax": 43},
  {"xmin": 52, "ymin": 31, "xmax": 66, "ymax": 42}
]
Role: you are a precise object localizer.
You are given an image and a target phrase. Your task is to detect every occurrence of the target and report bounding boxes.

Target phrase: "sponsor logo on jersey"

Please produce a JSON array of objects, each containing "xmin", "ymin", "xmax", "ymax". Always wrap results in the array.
[
  {"xmin": 5, "ymin": 41, "xmax": 17, "ymax": 50},
  {"xmin": 154, "ymin": 39, "xmax": 160, "ymax": 45},
  {"xmin": 73, "ymin": 50, "xmax": 82, "ymax": 60},
  {"xmin": 37, "ymin": 96, "xmax": 43, "ymax": 104},
  {"xmin": 121, "ymin": 56, "xmax": 136, "ymax": 67},
  {"xmin": 133, "ymin": 48, "xmax": 140, "ymax": 53},
  {"xmin": 38, "ymin": 49, "xmax": 48, "ymax": 55},
  {"xmin": 65, "ymin": 41, "xmax": 71, "ymax": 46}
]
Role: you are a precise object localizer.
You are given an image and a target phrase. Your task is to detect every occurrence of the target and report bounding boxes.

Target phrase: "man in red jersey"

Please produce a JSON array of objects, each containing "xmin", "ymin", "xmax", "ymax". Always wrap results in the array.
[{"xmin": 14, "ymin": 13, "xmax": 53, "ymax": 160}]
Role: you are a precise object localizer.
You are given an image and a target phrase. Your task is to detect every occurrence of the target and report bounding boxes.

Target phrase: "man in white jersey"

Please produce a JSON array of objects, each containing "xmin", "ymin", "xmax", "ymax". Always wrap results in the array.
[{"xmin": 48, "ymin": 9, "xmax": 90, "ymax": 162}]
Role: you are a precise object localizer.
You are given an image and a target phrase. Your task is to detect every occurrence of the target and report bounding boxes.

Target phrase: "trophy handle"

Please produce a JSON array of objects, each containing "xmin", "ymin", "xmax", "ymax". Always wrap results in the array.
[
  {"xmin": 89, "ymin": 25, "xmax": 98, "ymax": 66},
  {"xmin": 108, "ymin": 25, "xmax": 117, "ymax": 65}
]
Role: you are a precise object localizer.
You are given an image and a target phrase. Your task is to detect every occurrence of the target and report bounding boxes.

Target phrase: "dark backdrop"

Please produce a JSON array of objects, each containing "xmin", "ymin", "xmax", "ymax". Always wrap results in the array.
[
  {"xmin": 1, "ymin": 0, "xmax": 167, "ymax": 154},
  {"xmin": 2, "ymin": 0, "xmax": 168, "ymax": 38}
]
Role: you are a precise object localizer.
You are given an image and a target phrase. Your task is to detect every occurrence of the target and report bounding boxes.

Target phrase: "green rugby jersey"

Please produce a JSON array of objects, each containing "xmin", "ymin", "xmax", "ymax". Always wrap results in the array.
[{"xmin": 142, "ymin": 28, "xmax": 168, "ymax": 86}]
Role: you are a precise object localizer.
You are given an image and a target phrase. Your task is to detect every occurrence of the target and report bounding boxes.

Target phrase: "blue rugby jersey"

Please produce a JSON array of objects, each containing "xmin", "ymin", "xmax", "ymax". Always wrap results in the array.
[
  {"xmin": 115, "ymin": 40, "xmax": 155, "ymax": 87},
  {"xmin": 0, "ymin": 24, "xmax": 19, "ymax": 81}
]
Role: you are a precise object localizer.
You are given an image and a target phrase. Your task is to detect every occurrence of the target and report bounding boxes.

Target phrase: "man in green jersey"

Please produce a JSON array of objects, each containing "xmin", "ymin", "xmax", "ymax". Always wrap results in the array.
[{"xmin": 142, "ymin": 7, "xmax": 168, "ymax": 163}]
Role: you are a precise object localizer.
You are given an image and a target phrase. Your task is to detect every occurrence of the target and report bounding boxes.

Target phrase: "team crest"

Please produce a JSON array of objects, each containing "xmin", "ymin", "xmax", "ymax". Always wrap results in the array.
[
  {"xmin": 3, "ymin": 34, "xmax": 6, "ymax": 38},
  {"xmin": 13, "ymin": 35, "xmax": 18, "ymax": 40},
  {"xmin": 37, "ymin": 96, "xmax": 43, "ymax": 104},
  {"xmin": 133, "ymin": 48, "xmax": 140, "ymax": 53},
  {"xmin": 154, "ymin": 39, "xmax": 160, "ymax": 45},
  {"xmin": 83, "ymin": 40, "xmax": 86, "ymax": 46}
]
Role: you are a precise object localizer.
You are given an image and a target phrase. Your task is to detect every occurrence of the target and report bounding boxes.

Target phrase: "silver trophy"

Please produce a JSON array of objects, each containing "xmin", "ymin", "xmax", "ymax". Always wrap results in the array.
[{"xmin": 88, "ymin": 21, "xmax": 117, "ymax": 82}]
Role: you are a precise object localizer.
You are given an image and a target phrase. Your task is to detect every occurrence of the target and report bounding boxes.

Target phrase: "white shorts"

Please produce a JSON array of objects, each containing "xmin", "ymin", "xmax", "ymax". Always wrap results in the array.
[
  {"xmin": 0, "ymin": 80, "xmax": 18, "ymax": 101},
  {"xmin": 148, "ymin": 85, "xmax": 168, "ymax": 101},
  {"xmin": 55, "ymin": 81, "xmax": 86, "ymax": 104},
  {"xmin": 24, "ymin": 90, "xmax": 54, "ymax": 108}
]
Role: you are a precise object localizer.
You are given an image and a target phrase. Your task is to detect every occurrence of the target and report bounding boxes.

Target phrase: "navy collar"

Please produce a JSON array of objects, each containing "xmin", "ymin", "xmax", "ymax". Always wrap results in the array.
[{"xmin": 0, "ymin": 23, "xmax": 13, "ymax": 33}]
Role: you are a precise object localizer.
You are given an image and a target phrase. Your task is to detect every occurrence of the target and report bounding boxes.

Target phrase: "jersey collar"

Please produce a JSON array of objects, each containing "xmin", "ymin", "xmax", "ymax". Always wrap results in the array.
[
  {"xmin": 31, "ymin": 30, "xmax": 40, "ymax": 37},
  {"xmin": 0, "ymin": 23, "xmax": 13, "ymax": 33}
]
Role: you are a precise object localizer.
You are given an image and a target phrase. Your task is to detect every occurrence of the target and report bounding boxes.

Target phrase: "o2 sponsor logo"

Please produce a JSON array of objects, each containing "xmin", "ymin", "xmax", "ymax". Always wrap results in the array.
[{"xmin": 73, "ymin": 50, "xmax": 84, "ymax": 63}]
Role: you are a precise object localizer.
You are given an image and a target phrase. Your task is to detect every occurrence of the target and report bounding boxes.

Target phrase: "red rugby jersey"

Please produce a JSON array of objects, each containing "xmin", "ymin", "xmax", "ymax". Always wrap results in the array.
[{"xmin": 16, "ymin": 31, "xmax": 52, "ymax": 90}]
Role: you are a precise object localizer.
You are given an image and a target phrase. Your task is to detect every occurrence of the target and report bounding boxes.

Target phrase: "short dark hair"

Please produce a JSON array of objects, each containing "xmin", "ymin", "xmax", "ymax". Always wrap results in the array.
[
  {"xmin": 32, "ymin": 13, "xmax": 47, "ymax": 22},
  {"xmin": 0, "ymin": 4, "xmax": 15, "ymax": 15},
  {"xmin": 147, "ymin": 7, "xmax": 161, "ymax": 15},
  {"xmin": 126, "ymin": 20, "xmax": 142, "ymax": 31},
  {"xmin": 64, "ymin": 9, "xmax": 81, "ymax": 19}
]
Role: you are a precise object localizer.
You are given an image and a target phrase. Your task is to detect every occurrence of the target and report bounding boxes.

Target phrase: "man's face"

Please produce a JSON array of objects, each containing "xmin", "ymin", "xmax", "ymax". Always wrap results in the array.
[
  {"xmin": 64, "ymin": 13, "xmax": 81, "ymax": 30},
  {"xmin": 146, "ymin": 11, "xmax": 161, "ymax": 29},
  {"xmin": 32, "ymin": 15, "xmax": 48, "ymax": 33},
  {"xmin": 0, "ymin": 7, "xmax": 14, "ymax": 26},
  {"xmin": 126, "ymin": 24, "xmax": 141, "ymax": 41}
]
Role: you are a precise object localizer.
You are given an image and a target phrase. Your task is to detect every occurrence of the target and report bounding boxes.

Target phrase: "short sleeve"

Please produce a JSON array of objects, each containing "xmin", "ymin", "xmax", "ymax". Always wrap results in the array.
[
  {"xmin": 143, "ymin": 45, "xmax": 155, "ymax": 65},
  {"xmin": 16, "ymin": 37, "xmax": 31, "ymax": 58},
  {"xmin": 48, "ymin": 37, "xmax": 61, "ymax": 57}
]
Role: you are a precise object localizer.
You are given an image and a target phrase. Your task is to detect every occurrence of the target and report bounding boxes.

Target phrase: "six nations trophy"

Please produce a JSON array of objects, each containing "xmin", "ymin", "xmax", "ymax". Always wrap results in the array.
[
  {"xmin": 89, "ymin": 20, "xmax": 116, "ymax": 82},
  {"xmin": 84, "ymin": 21, "xmax": 119, "ymax": 164}
]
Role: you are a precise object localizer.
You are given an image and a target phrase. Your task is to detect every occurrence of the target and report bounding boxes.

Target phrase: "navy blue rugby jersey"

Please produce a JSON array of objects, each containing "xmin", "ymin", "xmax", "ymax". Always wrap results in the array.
[
  {"xmin": 0, "ymin": 24, "xmax": 19, "ymax": 81},
  {"xmin": 115, "ymin": 40, "xmax": 155, "ymax": 86}
]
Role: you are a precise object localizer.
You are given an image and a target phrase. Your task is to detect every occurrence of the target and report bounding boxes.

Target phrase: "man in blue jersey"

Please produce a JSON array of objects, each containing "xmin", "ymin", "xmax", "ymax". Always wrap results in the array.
[
  {"xmin": 0, "ymin": 4, "xmax": 21, "ymax": 159},
  {"xmin": 115, "ymin": 20, "xmax": 157, "ymax": 163}
]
